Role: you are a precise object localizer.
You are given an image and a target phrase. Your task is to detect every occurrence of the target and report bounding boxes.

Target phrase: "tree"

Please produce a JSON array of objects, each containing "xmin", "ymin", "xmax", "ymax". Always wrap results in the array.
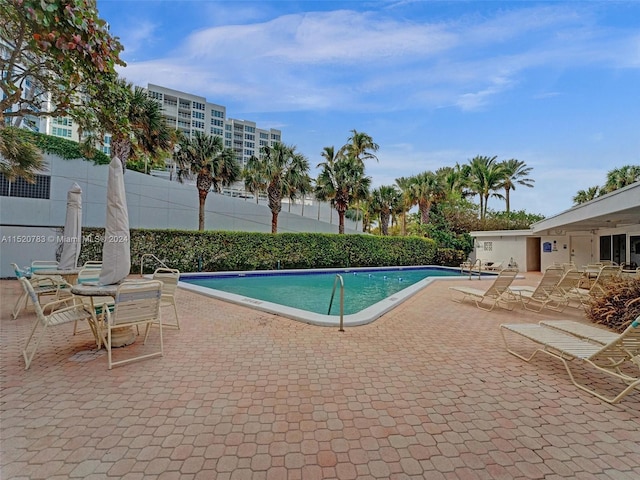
[
  {"xmin": 499, "ymin": 159, "xmax": 534, "ymax": 214},
  {"xmin": 467, "ymin": 155, "xmax": 505, "ymax": 221},
  {"xmin": 602, "ymin": 165, "xmax": 640, "ymax": 194},
  {"xmin": 1, "ymin": 0, "xmax": 125, "ymax": 126},
  {"xmin": 339, "ymin": 129, "xmax": 379, "ymax": 165},
  {"xmin": 408, "ymin": 171, "xmax": 445, "ymax": 225},
  {"xmin": 371, "ymin": 185, "xmax": 400, "ymax": 236},
  {"xmin": 394, "ymin": 176, "xmax": 414, "ymax": 236},
  {"xmin": 243, "ymin": 142, "xmax": 310, "ymax": 233},
  {"xmin": 0, "ymin": 126, "xmax": 43, "ymax": 182},
  {"xmin": 573, "ymin": 186, "xmax": 600, "ymax": 205},
  {"xmin": 175, "ymin": 132, "xmax": 240, "ymax": 230},
  {"xmin": 316, "ymin": 155, "xmax": 371, "ymax": 234},
  {"xmin": 74, "ymin": 79, "xmax": 174, "ymax": 174}
]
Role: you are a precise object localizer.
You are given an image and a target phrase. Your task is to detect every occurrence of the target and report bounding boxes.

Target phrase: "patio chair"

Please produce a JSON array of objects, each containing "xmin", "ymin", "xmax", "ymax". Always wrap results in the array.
[
  {"xmin": 19, "ymin": 277, "xmax": 94, "ymax": 370},
  {"xmin": 571, "ymin": 265, "xmax": 622, "ymax": 308},
  {"xmin": 11, "ymin": 263, "xmax": 71, "ymax": 319},
  {"xmin": 482, "ymin": 261, "xmax": 504, "ymax": 272},
  {"xmin": 551, "ymin": 269, "xmax": 586, "ymax": 309},
  {"xmin": 152, "ymin": 268, "xmax": 181, "ymax": 329},
  {"xmin": 500, "ymin": 317, "xmax": 640, "ymax": 404},
  {"xmin": 539, "ymin": 320, "xmax": 619, "ymax": 345},
  {"xmin": 509, "ymin": 265, "xmax": 568, "ymax": 312},
  {"xmin": 449, "ymin": 268, "xmax": 519, "ymax": 311},
  {"xmin": 102, "ymin": 280, "xmax": 163, "ymax": 369}
]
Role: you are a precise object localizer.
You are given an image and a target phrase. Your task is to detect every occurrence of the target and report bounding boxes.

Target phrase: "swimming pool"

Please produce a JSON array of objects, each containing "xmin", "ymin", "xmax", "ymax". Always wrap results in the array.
[{"xmin": 179, "ymin": 266, "xmax": 465, "ymax": 327}]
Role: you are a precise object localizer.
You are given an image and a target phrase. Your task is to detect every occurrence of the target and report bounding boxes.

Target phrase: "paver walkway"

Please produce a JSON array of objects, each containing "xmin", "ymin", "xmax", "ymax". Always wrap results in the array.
[{"xmin": 1, "ymin": 274, "xmax": 639, "ymax": 479}]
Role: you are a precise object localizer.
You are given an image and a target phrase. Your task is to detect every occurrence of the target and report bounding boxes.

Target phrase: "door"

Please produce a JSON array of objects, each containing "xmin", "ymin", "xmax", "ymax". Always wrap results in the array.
[{"xmin": 570, "ymin": 236, "xmax": 594, "ymax": 268}]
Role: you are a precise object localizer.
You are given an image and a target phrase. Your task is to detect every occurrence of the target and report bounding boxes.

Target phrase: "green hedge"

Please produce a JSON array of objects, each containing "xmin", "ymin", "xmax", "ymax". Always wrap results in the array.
[
  {"xmin": 77, "ymin": 228, "xmax": 466, "ymax": 273},
  {"xmin": 16, "ymin": 129, "xmax": 110, "ymax": 164}
]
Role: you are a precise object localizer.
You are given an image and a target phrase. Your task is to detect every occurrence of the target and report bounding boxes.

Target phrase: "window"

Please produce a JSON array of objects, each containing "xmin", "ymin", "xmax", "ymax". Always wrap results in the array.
[
  {"xmin": 245, "ymin": 126, "xmax": 255, "ymax": 133},
  {"xmin": 271, "ymin": 134, "xmax": 280, "ymax": 141},
  {"xmin": 260, "ymin": 132, "xmax": 269, "ymax": 139},
  {"xmin": 193, "ymin": 111, "xmax": 204, "ymax": 120},
  {"xmin": 0, "ymin": 173, "xmax": 51, "ymax": 199},
  {"xmin": 211, "ymin": 127, "xmax": 223, "ymax": 136},
  {"xmin": 211, "ymin": 119, "xmax": 223, "ymax": 127},
  {"xmin": 212, "ymin": 109, "xmax": 224, "ymax": 118},
  {"xmin": 52, "ymin": 127, "xmax": 72, "ymax": 138},
  {"xmin": 483, "ymin": 241, "xmax": 493, "ymax": 252},
  {"xmin": 193, "ymin": 101, "xmax": 205, "ymax": 110},
  {"xmin": 245, "ymin": 134, "xmax": 255, "ymax": 141},
  {"xmin": 192, "ymin": 120, "xmax": 204, "ymax": 129}
]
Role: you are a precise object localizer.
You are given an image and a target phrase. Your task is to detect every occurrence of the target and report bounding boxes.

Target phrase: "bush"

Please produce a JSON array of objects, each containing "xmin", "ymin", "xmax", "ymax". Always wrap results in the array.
[
  {"xmin": 77, "ymin": 228, "xmax": 462, "ymax": 274},
  {"xmin": 586, "ymin": 276, "xmax": 640, "ymax": 333}
]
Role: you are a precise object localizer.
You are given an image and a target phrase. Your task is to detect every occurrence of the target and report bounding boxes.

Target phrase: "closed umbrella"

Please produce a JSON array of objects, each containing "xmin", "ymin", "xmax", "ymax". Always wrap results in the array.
[
  {"xmin": 58, "ymin": 182, "xmax": 82, "ymax": 269},
  {"xmin": 99, "ymin": 157, "xmax": 131, "ymax": 285}
]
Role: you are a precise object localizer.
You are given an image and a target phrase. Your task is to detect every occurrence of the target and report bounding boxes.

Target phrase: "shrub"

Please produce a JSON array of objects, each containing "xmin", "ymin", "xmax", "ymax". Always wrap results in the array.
[
  {"xmin": 77, "ymin": 228, "xmax": 460, "ymax": 274},
  {"xmin": 586, "ymin": 277, "xmax": 640, "ymax": 333}
]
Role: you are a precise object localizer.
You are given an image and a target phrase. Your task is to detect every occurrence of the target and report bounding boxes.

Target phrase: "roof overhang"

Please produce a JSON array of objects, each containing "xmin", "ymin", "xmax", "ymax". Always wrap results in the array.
[{"xmin": 531, "ymin": 182, "xmax": 640, "ymax": 234}]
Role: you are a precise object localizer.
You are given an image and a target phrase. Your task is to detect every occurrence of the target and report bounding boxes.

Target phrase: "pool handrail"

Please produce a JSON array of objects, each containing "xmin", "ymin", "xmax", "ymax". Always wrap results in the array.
[{"xmin": 328, "ymin": 274, "xmax": 345, "ymax": 332}]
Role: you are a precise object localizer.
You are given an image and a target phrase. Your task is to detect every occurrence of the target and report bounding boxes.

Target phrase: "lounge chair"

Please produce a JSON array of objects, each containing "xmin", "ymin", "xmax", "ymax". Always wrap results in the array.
[
  {"xmin": 449, "ymin": 268, "xmax": 519, "ymax": 311},
  {"xmin": 551, "ymin": 269, "xmax": 585, "ymax": 309},
  {"xmin": 152, "ymin": 268, "xmax": 181, "ymax": 329},
  {"xmin": 570, "ymin": 265, "xmax": 622, "ymax": 308},
  {"xmin": 102, "ymin": 280, "xmax": 163, "ymax": 369},
  {"xmin": 482, "ymin": 261, "xmax": 504, "ymax": 272},
  {"xmin": 509, "ymin": 265, "xmax": 567, "ymax": 312},
  {"xmin": 539, "ymin": 320, "xmax": 619, "ymax": 345},
  {"xmin": 500, "ymin": 317, "xmax": 640, "ymax": 404},
  {"xmin": 19, "ymin": 277, "xmax": 94, "ymax": 370},
  {"xmin": 11, "ymin": 263, "xmax": 71, "ymax": 319}
]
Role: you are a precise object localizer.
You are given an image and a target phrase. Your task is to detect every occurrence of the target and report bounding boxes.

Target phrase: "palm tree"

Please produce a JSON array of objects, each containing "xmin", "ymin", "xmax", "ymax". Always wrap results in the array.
[
  {"xmin": 394, "ymin": 176, "xmax": 415, "ymax": 236},
  {"xmin": 86, "ymin": 80, "xmax": 173, "ymax": 171},
  {"xmin": 0, "ymin": 127, "xmax": 43, "ymax": 185},
  {"xmin": 573, "ymin": 186, "xmax": 600, "ymax": 205},
  {"xmin": 243, "ymin": 142, "xmax": 311, "ymax": 233},
  {"xmin": 602, "ymin": 165, "xmax": 640, "ymax": 194},
  {"xmin": 409, "ymin": 171, "xmax": 444, "ymax": 225},
  {"xmin": 499, "ymin": 159, "xmax": 534, "ymax": 214},
  {"xmin": 339, "ymin": 129, "xmax": 379, "ymax": 165},
  {"xmin": 175, "ymin": 132, "xmax": 240, "ymax": 230},
  {"xmin": 316, "ymin": 155, "xmax": 371, "ymax": 234},
  {"xmin": 371, "ymin": 185, "xmax": 400, "ymax": 235},
  {"xmin": 467, "ymin": 155, "xmax": 505, "ymax": 221}
]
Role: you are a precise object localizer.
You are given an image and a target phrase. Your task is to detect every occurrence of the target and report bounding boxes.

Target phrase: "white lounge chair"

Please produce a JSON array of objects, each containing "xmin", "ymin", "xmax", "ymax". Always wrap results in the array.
[
  {"xmin": 19, "ymin": 277, "xmax": 94, "ymax": 370},
  {"xmin": 102, "ymin": 280, "xmax": 163, "ymax": 369},
  {"xmin": 500, "ymin": 317, "xmax": 640, "ymax": 404},
  {"xmin": 152, "ymin": 268, "xmax": 181, "ymax": 329},
  {"xmin": 11, "ymin": 263, "xmax": 71, "ymax": 319},
  {"xmin": 449, "ymin": 268, "xmax": 519, "ymax": 311},
  {"xmin": 509, "ymin": 265, "xmax": 567, "ymax": 312}
]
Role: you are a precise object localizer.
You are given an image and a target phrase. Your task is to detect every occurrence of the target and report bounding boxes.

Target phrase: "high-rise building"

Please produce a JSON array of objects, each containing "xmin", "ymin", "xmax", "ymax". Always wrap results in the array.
[{"xmin": 147, "ymin": 84, "xmax": 282, "ymax": 168}]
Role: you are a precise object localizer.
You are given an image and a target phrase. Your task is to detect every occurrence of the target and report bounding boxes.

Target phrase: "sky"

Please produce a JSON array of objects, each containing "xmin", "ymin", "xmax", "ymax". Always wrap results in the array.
[{"xmin": 95, "ymin": 0, "xmax": 640, "ymax": 218}]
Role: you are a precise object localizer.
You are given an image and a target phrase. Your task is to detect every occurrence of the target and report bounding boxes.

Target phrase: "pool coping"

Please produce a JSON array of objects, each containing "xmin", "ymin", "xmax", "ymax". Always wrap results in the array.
[{"xmin": 177, "ymin": 266, "xmax": 495, "ymax": 327}]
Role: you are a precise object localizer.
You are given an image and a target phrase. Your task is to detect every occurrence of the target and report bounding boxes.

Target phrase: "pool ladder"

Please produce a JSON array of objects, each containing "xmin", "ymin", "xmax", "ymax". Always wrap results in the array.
[{"xmin": 328, "ymin": 274, "xmax": 345, "ymax": 332}]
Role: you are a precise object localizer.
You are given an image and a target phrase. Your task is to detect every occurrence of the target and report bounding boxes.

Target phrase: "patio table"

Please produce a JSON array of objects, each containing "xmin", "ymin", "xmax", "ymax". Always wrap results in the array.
[
  {"xmin": 71, "ymin": 283, "xmax": 137, "ymax": 348},
  {"xmin": 36, "ymin": 268, "xmax": 81, "ymax": 285}
]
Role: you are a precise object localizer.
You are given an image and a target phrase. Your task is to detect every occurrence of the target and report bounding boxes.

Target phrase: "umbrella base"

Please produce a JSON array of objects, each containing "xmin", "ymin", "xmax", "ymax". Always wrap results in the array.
[{"xmin": 110, "ymin": 327, "xmax": 136, "ymax": 348}]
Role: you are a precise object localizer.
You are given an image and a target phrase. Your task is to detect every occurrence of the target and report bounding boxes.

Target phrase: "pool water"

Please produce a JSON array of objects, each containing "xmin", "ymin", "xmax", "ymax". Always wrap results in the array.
[{"xmin": 181, "ymin": 267, "xmax": 460, "ymax": 316}]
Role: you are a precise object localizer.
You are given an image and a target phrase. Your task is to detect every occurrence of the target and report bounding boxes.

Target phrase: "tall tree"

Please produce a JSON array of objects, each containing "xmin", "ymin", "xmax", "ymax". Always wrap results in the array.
[
  {"xmin": 0, "ymin": 126, "xmax": 43, "ymax": 183},
  {"xmin": 409, "ymin": 171, "xmax": 445, "ymax": 225},
  {"xmin": 467, "ymin": 155, "xmax": 505, "ymax": 221},
  {"xmin": 1, "ymin": 0, "xmax": 125, "ymax": 126},
  {"xmin": 175, "ymin": 132, "xmax": 240, "ymax": 230},
  {"xmin": 243, "ymin": 142, "xmax": 311, "ymax": 233},
  {"xmin": 339, "ymin": 129, "xmax": 379, "ymax": 165},
  {"xmin": 602, "ymin": 165, "xmax": 640, "ymax": 194},
  {"xmin": 371, "ymin": 185, "xmax": 400, "ymax": 236},
  {"xmin": 573, "ymin": 186, "xmax": 600, "ymax": 205},
  {"xmin": 316, "ymin": 155, "xmax": 371, "ymax": 234},
  {"xmin": 394, "ymin": 176, "xmax": 414, "ymax": 236},
  {"xmin": 499, "ymin": 159, "xmax": 534, "ymax": 214}
]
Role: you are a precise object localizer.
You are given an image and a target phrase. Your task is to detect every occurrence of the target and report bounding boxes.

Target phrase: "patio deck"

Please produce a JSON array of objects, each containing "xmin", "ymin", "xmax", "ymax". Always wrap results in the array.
[{"xmin": 1, "ymin": 273, "xmax": 639, "ymax": 479}]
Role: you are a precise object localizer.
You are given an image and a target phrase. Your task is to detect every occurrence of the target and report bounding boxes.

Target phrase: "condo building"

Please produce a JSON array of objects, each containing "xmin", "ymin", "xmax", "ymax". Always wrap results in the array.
[{"xmin": 146, "ymin": 84, "xmax": 282, "ymax": 168}]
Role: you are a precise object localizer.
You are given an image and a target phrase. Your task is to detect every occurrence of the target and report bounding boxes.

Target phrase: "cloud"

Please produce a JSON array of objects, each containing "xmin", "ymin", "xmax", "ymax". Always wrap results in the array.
[{"xmin": 117, "ymin": 4, "xmax": 640, "ymax": 116}]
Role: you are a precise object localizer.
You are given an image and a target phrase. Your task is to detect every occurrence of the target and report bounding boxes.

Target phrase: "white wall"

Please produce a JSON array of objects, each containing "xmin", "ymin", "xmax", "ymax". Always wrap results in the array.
[{"xmin": 0, "ymin": 154, "xmax": 359, "ymax": 277}]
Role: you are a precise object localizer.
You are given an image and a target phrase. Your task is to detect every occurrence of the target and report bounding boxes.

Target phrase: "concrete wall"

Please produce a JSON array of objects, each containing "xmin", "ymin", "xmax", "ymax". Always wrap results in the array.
[{"xmin": 0, "ymin": 154, "xmax": 359, "ymax": 277}]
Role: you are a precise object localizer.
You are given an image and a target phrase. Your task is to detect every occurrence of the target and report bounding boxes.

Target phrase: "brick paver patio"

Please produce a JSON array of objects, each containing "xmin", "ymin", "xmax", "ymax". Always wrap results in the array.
[{"xmin": 1, "ymin": 273, "xmax": 639, "ymax": 479}]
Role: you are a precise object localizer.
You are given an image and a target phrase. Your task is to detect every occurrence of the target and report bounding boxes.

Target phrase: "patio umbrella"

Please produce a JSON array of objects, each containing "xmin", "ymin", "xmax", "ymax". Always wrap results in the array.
[
  {"xmin": 99, "ymin": 157, "xmax": 131, "ymax": 285},
  {"xmin": 58, "ymin": 182, "xmax": 82, "ymax": 269}
]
